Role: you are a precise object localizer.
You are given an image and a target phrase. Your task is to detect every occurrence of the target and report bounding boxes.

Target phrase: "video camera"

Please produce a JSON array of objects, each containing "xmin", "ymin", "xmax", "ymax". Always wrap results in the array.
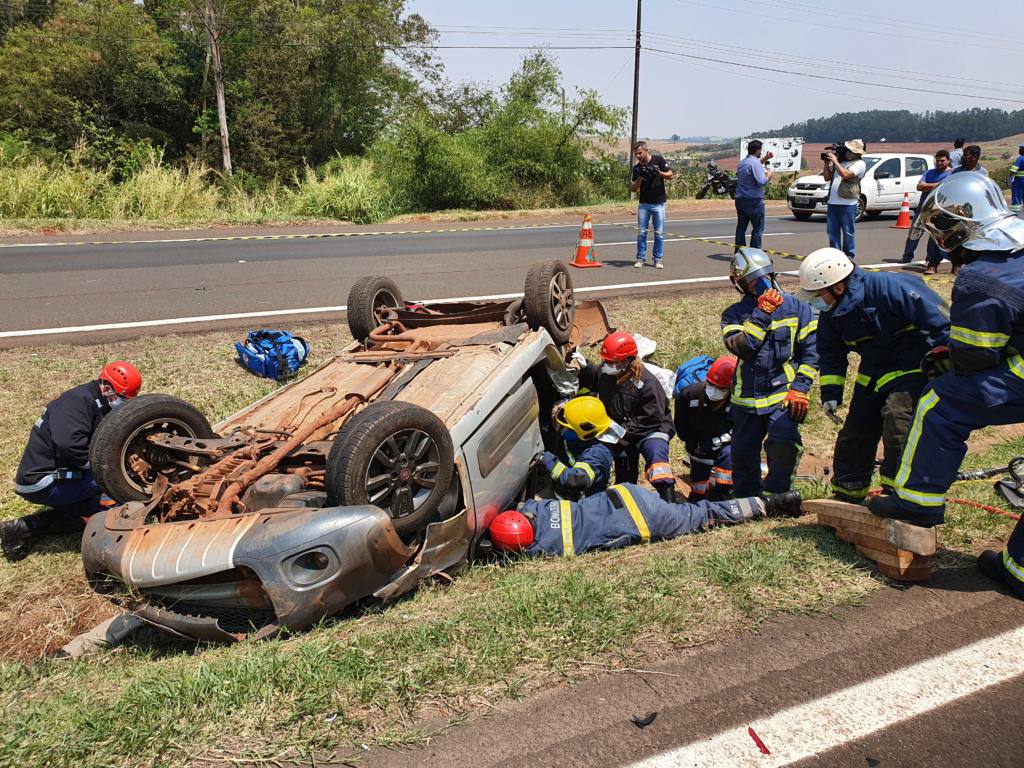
[{"xmin": 821, "ymin": 142, "xmax": 848, "ymax": 162}]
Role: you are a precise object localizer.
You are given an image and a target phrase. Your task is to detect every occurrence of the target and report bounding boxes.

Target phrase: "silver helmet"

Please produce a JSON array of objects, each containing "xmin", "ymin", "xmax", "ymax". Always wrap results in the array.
[
  {"xmin": 912, "ymin": 172, "xmax": 1024, "ymax": 253},
  {"xmin": 730, "ymin": 247, "xmax": 776, "ymax": 295}
]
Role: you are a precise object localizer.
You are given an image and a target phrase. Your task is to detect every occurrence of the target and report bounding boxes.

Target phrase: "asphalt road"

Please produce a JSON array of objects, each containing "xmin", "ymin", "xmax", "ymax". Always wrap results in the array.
[
  {"xmin": 0, "ymin": 210, "xmax": 922, "ymax": 344},
  {"xmin": 360, "ymin": 565, "xmax": 1024, "ymax": 768}
]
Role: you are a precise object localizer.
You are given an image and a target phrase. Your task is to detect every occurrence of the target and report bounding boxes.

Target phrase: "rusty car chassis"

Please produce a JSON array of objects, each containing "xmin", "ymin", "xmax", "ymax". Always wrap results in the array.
[{"xmin": 82, "ymin": 261, "xmax": 611, "ymax": 642}]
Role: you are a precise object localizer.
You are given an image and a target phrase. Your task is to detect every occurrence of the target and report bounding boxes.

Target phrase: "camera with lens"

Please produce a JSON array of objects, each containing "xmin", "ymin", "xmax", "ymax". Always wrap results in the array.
[{"xmin": 821, "ymin": 142, "xmax": 846, "ymax": 162}]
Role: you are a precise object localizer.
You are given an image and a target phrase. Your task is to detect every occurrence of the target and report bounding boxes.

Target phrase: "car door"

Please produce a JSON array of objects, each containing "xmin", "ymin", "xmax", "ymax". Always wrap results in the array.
[
  {"xmin": 904, "ymin": 156, "xmax": 931, "ymax": 207},
  {"xmin": 871, "ymin": 157, "xmax": 903, "ymax": 208}
]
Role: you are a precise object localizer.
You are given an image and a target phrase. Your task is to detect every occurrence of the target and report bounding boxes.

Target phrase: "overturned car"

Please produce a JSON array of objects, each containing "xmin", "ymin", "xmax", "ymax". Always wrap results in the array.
[{"xmin": 83, "ymin": 260, "xmax": 612, "ymax": 642}]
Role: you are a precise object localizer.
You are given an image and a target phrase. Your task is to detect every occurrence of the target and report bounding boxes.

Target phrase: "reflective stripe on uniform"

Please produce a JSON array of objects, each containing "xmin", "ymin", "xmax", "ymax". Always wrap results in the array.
[
  {"xmin": 1003, "ymin": 549, "xmax": 1024, "ymax": 583},
  {"xmin": 559, "ymin": 500, "xmax": 575, "ymax": 557},
  {"xmin": 855, "ymin": 373, "xmax": 871, "ymax": 388},
  {"xmin": 879, "ymin": 475, "xmax": 895, "ymax": 487},
  {"xmin": 783, "ymin": 361, "xmax": 795, "ymax": 382},
  {"xmin": 646, "ymin": 462, "xmax": 674, "ymax": 483},
  {"xmin": 550, "ymin": 462, "xmax": 567, "ymax": 479},
  {"xmin": 742, "ymin": 322, "xmax": 766, "ymax": 340},
  {"xmin": 574, "ymin": 462, "xmax": 596, "ymax": 483},
  {"xmin": 949, "ymin": 325, "xmax": 1010, "ymax": 348},
  {"xmin": 797, "ymin": 363, "xmax": 817, "ymax": 380},
  {"xmin": 1008, "ymin": 354, "xmax": 1024, "ymax": 380},
  {"xmin": 722, "ymin": 324, "xmax": 745, "ymax": 337},
  {"xmin": 874, "ymin": 369, "xmax": 919, "ymax": 390},
  {"xmin": 830, "ymin": 483, "xmax": 869, "ymax": 499},
  {"xmin": 611, "ymin": 485, "xmax": 651, "ymax": 543},
  {"xmin": 819, "ymin": 374, "xmax": 845, "ymax": 387},
  {"xmin": 711, "ymin": 467, "xmax": 733, "ymax": 485},
  {"xmin": 798, "ymin": 319, "xmax": 818, "ymax": 341},
  {"xmin": 731, "ymin": 389, "xmax": 788, "ymax": 409},
  {"xmin": 893, "ymin": 390, "xmax": 945, "ymax": 506}
]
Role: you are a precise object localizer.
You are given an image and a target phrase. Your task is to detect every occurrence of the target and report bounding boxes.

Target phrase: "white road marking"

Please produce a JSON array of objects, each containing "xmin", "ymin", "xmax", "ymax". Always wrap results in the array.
[
  {"xmin": 630, "ymin": 623, "xmax": 1024, "ymax": 768},
  {"xmin": 0, "ymin": 260, "xmax": 914, "ymax": 338}
]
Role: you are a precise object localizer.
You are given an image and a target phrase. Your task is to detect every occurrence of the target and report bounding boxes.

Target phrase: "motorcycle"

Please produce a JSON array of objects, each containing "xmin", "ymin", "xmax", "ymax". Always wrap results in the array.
[{"xmin": 695, "ymin": 160, "xmax": 737, "ymax": 200}]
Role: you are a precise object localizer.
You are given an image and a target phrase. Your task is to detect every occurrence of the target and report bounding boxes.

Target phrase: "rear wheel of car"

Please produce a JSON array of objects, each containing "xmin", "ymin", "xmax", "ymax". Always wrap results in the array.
[
  {"xmin": 793, "ymin": 211, "xmax": 813, "ymax": 221},
  {"xmin": 90, "ymin": 394, "xmax": 215, "ymax": 502},
  {"xmin": 347, "ymin": 276, "xmax": 404, "ymax": 342},
  {"xmin": 524, "ymin": 259, "xmax": 575, "ymax": 345},
  {"xmin": 855, "ymin": 195, "xmax": 867, "ymax": 222},
  {"xmin": 326, "ymin": 401, "xmax": 454, "ymax": 536}
]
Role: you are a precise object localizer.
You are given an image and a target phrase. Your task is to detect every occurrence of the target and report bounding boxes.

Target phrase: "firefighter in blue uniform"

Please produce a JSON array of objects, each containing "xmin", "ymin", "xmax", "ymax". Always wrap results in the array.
[
  {"xmin": 533, "ymin": 396, "xmax": 621, "ymax": 499},
  {"xmin": 864, "ymin": 173, "xmax": 1024, "ymax": 599},
  {"xmin": 674, "ymin": 355, "xmax": 737, "ymax": 501},
  {"xmin": 578, "ymin": 331, "xmax": 677, "ymax": 501},
  {"xmin": 796, "ymin": 247, "xmax": 950, "ymax": 501},
  {"xmin": 721, "ymin": 248, "xmax": 818, "ymax": 497},
  {"xmin": 1009, "ymin": 144, "xmax": 1024, "ymax": 214},
  {"xmin": 487, "ymin": 483, "xmax": 802, "ymax": 557}
]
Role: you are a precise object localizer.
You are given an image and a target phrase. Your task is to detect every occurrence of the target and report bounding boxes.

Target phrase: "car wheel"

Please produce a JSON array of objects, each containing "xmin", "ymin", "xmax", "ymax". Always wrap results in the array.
[
  {"xmin": 524, "ymin": 259, "xmax": 575, "ymax": 345},
  {"xmin": 90, "ymin": 394, "xmax": 215, "ymax": 502},
  {"xmin": 326, "ymin": 401, "xmax": 454, "ymax": 536},
  {"xmin": 855, "ymin": 195, "xmax": 867, "ymax": 222},
  {"xmin": 347, "ymin": 276, "xmax": 404, "ymax": 342},
  {"xmin": 793, "ymin": 211, "xmax": 813, "ymax": 221}
]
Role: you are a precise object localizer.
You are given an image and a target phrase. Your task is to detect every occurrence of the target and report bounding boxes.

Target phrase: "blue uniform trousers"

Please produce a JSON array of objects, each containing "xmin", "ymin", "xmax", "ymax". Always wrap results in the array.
[
  {"xmin": 688, "ymin": 444, "xmax": 733, "ymax": 501},
  {"xmin": 16, "ymin": 471, "xmax": 102, "ymax": 533},
  {"xmin": 1011, "ymin": 179, "xmax": 1024, "ymax": 210},
  {"xmin": 615, "ymin": 436, "xmax": 674, "ymax": 489},
  {"xmin": 888, "ymin": 375, "xmax": 1024, "ymax": 525},
  {"xmin": 731, "ymin": 407, "xmax": 802, "ymax": 497}
]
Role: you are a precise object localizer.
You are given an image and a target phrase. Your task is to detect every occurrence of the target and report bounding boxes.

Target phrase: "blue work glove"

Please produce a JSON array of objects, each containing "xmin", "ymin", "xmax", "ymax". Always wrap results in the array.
[{"xmin": 532, "ymin": 451, "xmax": 558, "ymax": 472}]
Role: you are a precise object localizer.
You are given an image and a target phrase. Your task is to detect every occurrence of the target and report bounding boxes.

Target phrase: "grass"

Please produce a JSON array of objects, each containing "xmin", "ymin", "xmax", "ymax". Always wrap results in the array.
[{"xmin": 0, "ymin": 290, "xmax": 1019, "ymax": 766}]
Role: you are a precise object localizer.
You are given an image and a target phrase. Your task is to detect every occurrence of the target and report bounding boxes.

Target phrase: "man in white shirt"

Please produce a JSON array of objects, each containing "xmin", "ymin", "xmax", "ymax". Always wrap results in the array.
[{"xmin": 822, "ymin": 139, "xmax": 868, "ymax": 260}]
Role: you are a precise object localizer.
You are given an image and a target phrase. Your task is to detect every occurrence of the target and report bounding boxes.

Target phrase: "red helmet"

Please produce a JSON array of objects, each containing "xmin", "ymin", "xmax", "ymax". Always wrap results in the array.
[
  {"xmin": 705, "ymin": 355, "xmax": 738, "ymax": 389},
  {"xmin": 489, "ymin": 510, "xmax": 534, "ymax": 552},
  {"xmin": 600, "ymin": 331, "xmax": 638, "ymax": 363},
  {"xmin": 99, "ymin": 361, "xmax": 142, "ymax": 398}
]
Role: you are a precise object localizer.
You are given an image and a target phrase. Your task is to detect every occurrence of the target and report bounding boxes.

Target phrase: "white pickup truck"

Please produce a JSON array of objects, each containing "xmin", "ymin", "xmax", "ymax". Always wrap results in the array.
[{"xmin": 787, "ymin": 152, "xmax": 935, "ymax": 222}]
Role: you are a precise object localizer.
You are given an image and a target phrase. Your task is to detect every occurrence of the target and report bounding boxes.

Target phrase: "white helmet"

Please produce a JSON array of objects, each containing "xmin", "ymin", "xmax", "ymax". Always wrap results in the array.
[{"xmin": 797, "ymin": 248, "xmax": 854, "ymax": 301}]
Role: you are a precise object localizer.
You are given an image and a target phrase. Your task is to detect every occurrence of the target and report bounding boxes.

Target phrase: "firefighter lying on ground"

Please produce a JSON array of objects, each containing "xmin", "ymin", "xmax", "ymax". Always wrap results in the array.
[
  {"xmin": 577, "ymin": 331, "xmax": 678, "ymax": 502},
  {"xmin": 1, "ymin": 362, "xmax": 143, "ymax": 562},
  {"xmin": 533, "ymin": 396, "xmax": 623, "ymax": 499},
  {"xmin": 859, "ymin": 173, "xmax": 1024, "ymax": 602},
  {"xmin": 721, "ymin": 248, "xmax": 818, "ymax": 498},
  {"xmin": 488, "ymin": 483, "xmax": 803, "ymax": 556},
  {"xmin": 674, "ymin": 355, "xmax": 737, "ymax": 502},
  {"xmin": 797, "ymin": 247, "xmax": 950, "ymax": 502}
]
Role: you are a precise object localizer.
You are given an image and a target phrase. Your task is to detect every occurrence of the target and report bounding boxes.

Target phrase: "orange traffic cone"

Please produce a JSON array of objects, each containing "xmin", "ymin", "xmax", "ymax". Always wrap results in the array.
[
  {"xmin": 570, "ymin": 213, "xmax": 602, "ymax": 268},
  {"xmin": 892, "ymin": 193, "xmax": 912, "ymax": 229}
]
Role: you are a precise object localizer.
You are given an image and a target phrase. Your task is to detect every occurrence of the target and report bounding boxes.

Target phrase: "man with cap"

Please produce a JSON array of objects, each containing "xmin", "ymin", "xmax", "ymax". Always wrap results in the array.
[
  {"xmin": 797, "ymin": 247, "xmax": 949, "ymax": 503},
  {"xmin": 822, "ymin": 139, "xmax": 868, "ymax": 259},
  {"xmin": 1, "ymin": 362, "xmax": 142, "ymax": 561},
  {"xmin": 674, "ymin": 355, "xmax": 737, "ymax": 501},
  {"xmin": 487, "ymin": 483, "xmax": 803, "ymax": 558},
  {"xmin": 532, "ymin": 396, "xmax": 623, "ymax": 500},
  {"xmin": 1009, "ymin": 144, "xmax": 1024, "ymax": 214}
]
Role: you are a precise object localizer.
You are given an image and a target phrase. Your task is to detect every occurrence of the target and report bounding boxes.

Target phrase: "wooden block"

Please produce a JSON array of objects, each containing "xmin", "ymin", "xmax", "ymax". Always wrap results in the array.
[{"xmin": 805, "ymin": 497, "xmax": 935, "ymax": 582}]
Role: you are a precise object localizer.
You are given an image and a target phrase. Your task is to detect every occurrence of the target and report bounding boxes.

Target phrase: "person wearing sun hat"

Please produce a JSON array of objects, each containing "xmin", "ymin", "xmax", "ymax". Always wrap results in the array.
[{"xmin": 822, "ymin": 138, "xmax": 868, "ymax": 260}]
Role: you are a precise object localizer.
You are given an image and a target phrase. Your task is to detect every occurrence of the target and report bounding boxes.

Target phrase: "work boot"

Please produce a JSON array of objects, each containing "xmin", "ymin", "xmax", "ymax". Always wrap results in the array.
[
  {"xmin": 0, "ymin": 518, "xmax": 32, "ymax": 562},
  {"xmin": 657, "ymin": 484, "xmax": 677, "ymax": 503},
  {"xmin": 976, "ymin": 550, "xmax": 1024, "ymax": 600},
  {"xmin": 762, "ymin": 491, "xmax": 802, "ymax": 518},
  {"xmin": 867, "ymin": 493, "xmax": 943, "ymax": 528}
]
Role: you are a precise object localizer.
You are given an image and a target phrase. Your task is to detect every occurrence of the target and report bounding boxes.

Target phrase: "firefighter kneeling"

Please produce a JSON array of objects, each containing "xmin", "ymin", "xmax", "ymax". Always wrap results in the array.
[
  {"xmin": 488, "ymin": 483, "xmax": 802, "ymax": 557},
  {"xmin": 533, "ymin": 396, "xmax": 623, "ymax": 499},
  {"xmin": 675, "ymin": 355, "xmax": 737, "ymax": 501}
]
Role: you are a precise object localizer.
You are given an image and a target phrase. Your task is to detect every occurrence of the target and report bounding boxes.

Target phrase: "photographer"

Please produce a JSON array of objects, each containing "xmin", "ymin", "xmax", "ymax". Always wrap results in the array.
[
  {"xmin": 822, "ymin": 139, "xmax": 867, "ymax": 260},
  {"xmin": 629, "ymin": 141, "xmax": 673, "ymax": 269}
]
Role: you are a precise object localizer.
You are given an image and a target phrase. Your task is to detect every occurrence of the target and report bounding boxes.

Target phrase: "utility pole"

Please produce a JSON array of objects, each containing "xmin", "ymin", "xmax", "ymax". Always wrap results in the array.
[
  {"xmin": 628, "ymin": 0, "xmax": 642, "ymax": 196},
  {"xmin": 203, "ymin": 0, "xmax": 232, "ymax": 175}
]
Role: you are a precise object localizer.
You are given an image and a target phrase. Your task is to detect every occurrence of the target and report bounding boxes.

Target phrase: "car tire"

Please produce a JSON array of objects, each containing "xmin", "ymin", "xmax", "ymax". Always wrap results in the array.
[
  {"xmin": 855, "ymin": 195, "xmax": 867, "ymax": 222},
  {"xmin": 90, "ymin": 394, "xmax": 215, "ymax": 502},
  {"xmin": 347, "ymin": 276, "xmax": 404, "ymax": 342},
  {"xmin": 326, "ymin": 401, "xmax": 454, "ymax": 536},
  {"xmin": 524, "ymin": 259, "xmax": 575, "ymax": 345},
  {"xmin": 793, "ymin": 211, "xmax": 813, "ymax": 221}
]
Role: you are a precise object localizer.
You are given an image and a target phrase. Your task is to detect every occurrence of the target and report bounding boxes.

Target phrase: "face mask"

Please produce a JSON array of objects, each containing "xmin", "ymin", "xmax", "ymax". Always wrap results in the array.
[
  {"xmin": 809, "ymin": 296, "xmax": 831, "ymax": 313},
  {"xmin": 705, "ymin": 384, "xmax": 730, "ymax": 402},
  {"xmin": 108, "ymin": 396, "xmax": 126, "ymax": 409},
  {"xmin": 601, "ymin": 362, "xmax": 624, "ymax": 376}
]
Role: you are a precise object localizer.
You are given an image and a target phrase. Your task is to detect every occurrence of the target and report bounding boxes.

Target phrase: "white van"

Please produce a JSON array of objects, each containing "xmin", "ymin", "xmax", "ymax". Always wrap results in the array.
[{"xmin": 787, "ymin": 153, "xmax": 935, "ymax": 222}]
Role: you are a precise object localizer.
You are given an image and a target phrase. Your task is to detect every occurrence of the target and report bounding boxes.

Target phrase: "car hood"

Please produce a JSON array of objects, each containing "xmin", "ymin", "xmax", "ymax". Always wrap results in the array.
[{"xmin": 792, "ymin": 174, "xmax": 827, "ymax": 186}]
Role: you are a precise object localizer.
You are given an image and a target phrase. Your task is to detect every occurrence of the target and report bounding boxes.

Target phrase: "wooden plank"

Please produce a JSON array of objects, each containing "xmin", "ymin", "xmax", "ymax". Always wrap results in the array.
[{"xmin": 806, "ymin": 498, "xmax": 936, "ymax": 555}]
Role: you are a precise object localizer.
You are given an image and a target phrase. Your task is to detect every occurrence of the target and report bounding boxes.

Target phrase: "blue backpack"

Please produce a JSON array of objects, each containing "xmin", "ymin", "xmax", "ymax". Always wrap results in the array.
[
  {"xmin": 673, "ymin": 354, "xmax": 715, "ymax": 396},
  {"xmin": 235, "ymin": 329, "xmax": 310, "ymax": 380}
]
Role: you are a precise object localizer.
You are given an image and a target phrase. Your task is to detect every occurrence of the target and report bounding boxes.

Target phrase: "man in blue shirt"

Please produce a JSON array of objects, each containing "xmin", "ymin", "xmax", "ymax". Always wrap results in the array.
[
  {"xmin": 901, "ymin": 150, "xmax": 951, "ymax": 265},
  {"xmin": 734, "ymin": 139, "xmax": 773, "ymax": 251}
]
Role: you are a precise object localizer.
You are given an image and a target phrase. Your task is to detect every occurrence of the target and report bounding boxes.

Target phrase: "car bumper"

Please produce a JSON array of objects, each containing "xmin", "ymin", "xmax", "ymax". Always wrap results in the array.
[
  {"xmin": 787, "ymin": 193, "xmax": 829, "ymax": 214},
  {"xmin": 83, "ymin": 503, "xmax": 416, "ymax": 641}
]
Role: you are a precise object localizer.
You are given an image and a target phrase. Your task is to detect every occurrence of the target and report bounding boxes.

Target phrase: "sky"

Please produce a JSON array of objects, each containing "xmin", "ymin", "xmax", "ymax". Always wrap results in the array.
[{"xmin": 405, "ymin": 0, "xmax": 1022, "ymax": 139}]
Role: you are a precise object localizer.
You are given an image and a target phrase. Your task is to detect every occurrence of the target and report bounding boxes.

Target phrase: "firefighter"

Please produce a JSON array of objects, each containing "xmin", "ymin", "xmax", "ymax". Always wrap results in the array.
[
  {"xmin": 1, "ymin": 362, "xmax": 142, "ymax": 562},
  {"xmin": 533, "ymin": 396, "xmax": 623, "ymax": 499},
  {"xmin": 578, "ymin": 331, "xmax": 677, "ymax": 501},
  {"xmin": 797, "ymin": 248, "xmax": 950, "ymax": 502},
  {"xmin": 721, "ymin": 248, "xmax": 818, "ymax": 498},
  {"xmin": 488, "ymin": 483, "xmax": 803, "ymax": 557},
  {"xmin": 674, "ymin": 355, "xmax": 737, "ymax": 501},
  {"xmin": 1009, "ymin": 144, "xmax": 1024, "ymax": 214},
  {"xmin": 868, "ymin": 172, "xmax": 1024, "ymax": 570}
]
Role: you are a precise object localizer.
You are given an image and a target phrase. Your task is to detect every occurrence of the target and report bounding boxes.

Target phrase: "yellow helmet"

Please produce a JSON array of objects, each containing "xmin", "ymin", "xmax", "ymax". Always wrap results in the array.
[{"xmin": 555, "ymin": 396, "xmax": 624, "ymax": 443}]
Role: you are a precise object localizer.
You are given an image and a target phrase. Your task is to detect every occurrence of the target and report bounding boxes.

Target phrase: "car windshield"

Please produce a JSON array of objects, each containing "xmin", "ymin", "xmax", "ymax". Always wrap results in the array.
[{"xmin": 861, "ymin": 157, "xmax": 881, "ymax": 171}]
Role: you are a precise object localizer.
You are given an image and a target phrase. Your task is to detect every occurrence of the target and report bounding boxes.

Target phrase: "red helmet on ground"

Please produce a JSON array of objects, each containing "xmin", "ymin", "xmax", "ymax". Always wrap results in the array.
[
  {"xmin": 99, "ymin": 361, "xmax": 142, "ymax": 398},
  {"xmin": 705, "ymin": 355, "xmax": 738, "ymax": 389},
  {"xmin": 489, "ymin": 510, "xmax": 535, "ymax": 552},
  {"xmin": 600, "ymin": 331, "xmax": 639, "ymax": 363}
]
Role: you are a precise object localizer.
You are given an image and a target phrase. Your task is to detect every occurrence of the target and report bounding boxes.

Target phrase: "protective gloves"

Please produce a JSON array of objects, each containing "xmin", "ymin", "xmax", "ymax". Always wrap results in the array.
[
  {"xmin": 784, "ymin": 389, "xmax": 810, "ymax": 423},
  {"xmin": 532, "ymin": 451, "xmax": 558, "ymax": 472},
  {"xmin": 756, "ymin": 288, "xmax": 784, "ymax": 314},
  {"xmin": 822, "ymin": 399, "xmax": 842, "ymax": 425},
  {"xmin": 921, "ymin": 345, "xmax": 952, "ymax": 378}
]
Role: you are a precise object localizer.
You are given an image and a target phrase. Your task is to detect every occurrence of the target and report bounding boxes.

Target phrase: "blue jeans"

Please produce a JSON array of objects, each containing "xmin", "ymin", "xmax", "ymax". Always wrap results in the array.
[
  {"xmin": 826, "ymin": 203, "xmax": 857, "ymax": 259},
  {"xmin": 734, "ymin": 197, "xmax": 765, "ymax": 249},
  {"xmin": 636, "ymin": 202, "xmax": 665, "ymax": 263}
]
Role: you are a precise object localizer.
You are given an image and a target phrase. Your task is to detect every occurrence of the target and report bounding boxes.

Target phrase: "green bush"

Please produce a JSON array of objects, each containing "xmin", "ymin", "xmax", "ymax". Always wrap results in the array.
[
  {"xmin": 0, "ymin": 151, "xmax": 108, "ymax": 218},
  {"xmin": 291, "ymin": 156, "xmax": 401, "ymax": 224},
  {"xmin": 104, "ymin": 157, "xmax": 220, "ymax": 220}
]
